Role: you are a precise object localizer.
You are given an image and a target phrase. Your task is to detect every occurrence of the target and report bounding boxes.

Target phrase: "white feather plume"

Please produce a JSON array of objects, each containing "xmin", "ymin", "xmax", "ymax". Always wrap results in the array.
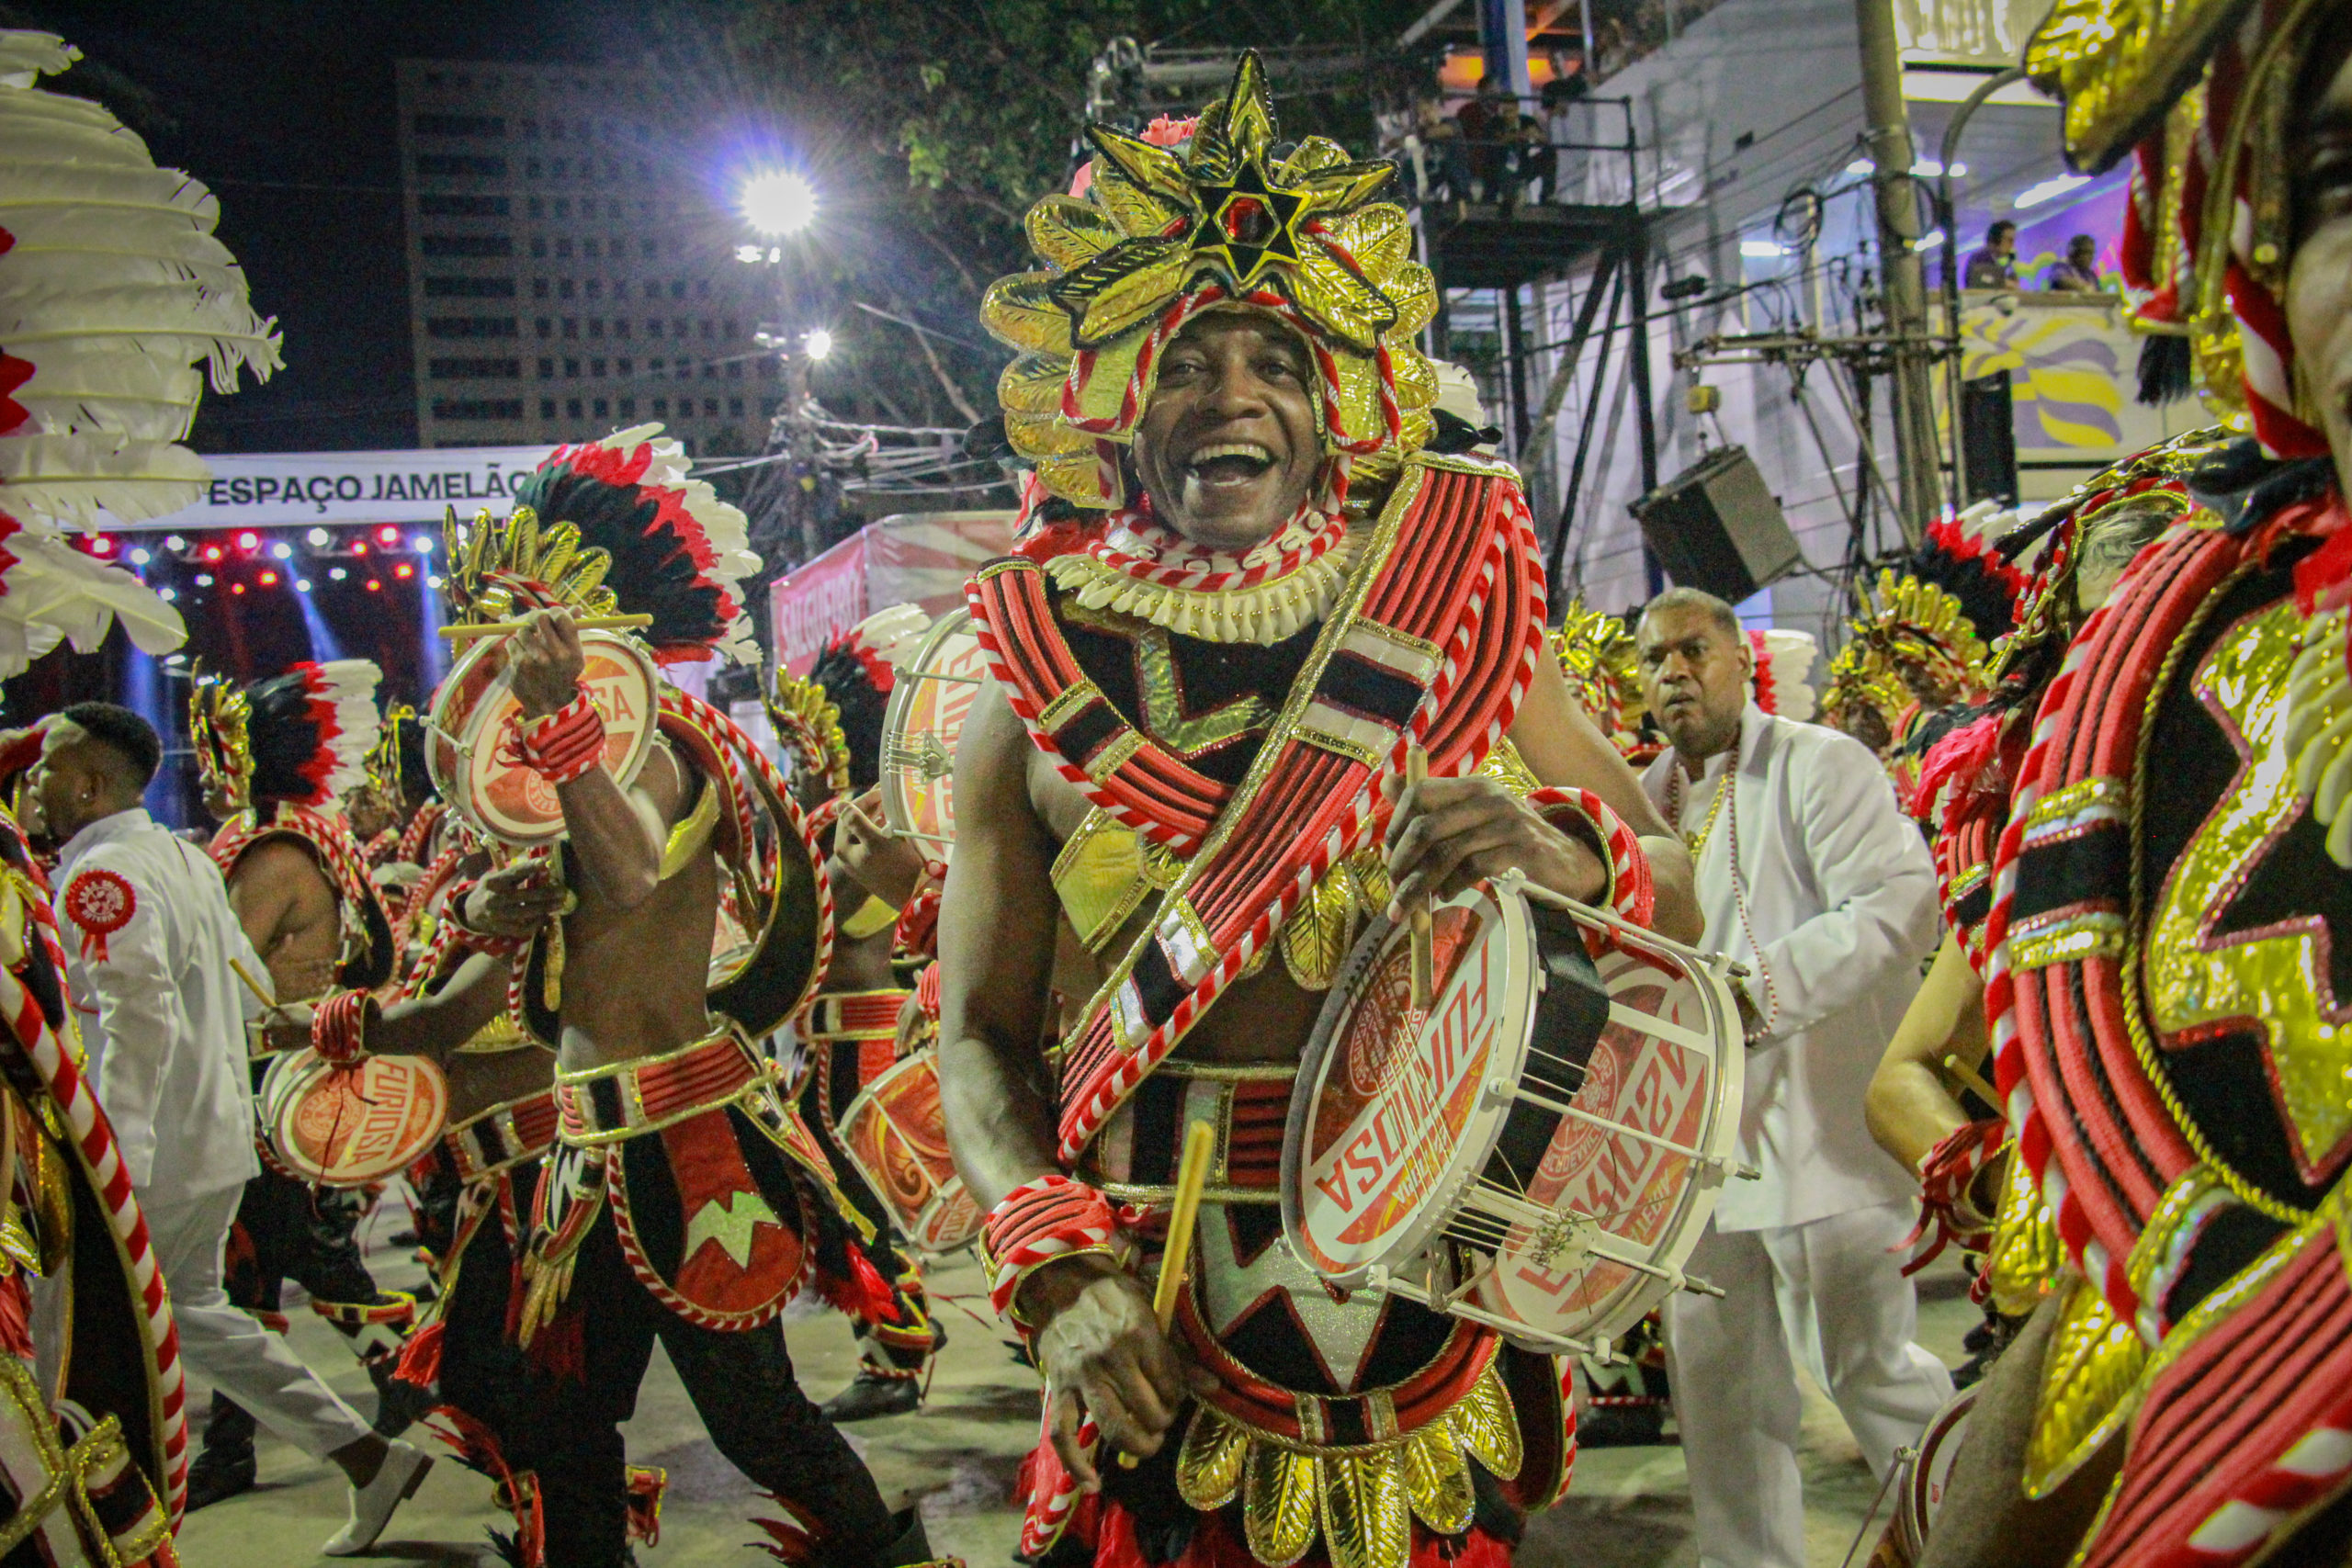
[
  {"xmin": 303, "ymin": 659, "xmax": 382, "ymax": 804},
  {"xmin": 853, "ymin": 604, "xmax": 933, "ymax": 668},
  {"xmin": 593, "ymin": 423, "xmax": 763, "ymax": 665},
  {"xmin": 1749, "ymin": 627, "xmax": 1819, "ymax": 723},
  {"xmin": 0, "ymin": 28, "xmax": 281, "ymax": 531},
  {"xmin": 0, "ymin": 515, "xmax": 186, "ymax": 677}
]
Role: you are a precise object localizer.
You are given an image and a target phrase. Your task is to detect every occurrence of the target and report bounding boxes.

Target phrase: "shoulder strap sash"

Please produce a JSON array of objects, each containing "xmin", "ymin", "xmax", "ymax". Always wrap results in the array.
[{"xmin": 971, "ymin": 454, "xmax": 1546, "ymax": 1160}]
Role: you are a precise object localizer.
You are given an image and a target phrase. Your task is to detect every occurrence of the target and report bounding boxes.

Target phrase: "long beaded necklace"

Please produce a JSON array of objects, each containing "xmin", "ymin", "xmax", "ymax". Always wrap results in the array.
[{"xmin": 1666, "ymin": 739, "xmax": 1779, "ymax": 1041}]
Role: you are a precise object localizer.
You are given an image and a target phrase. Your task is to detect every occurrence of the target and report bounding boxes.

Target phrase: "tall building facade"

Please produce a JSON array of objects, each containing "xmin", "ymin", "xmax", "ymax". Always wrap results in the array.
[{"xmin": 393, "ymin": 59, "xmax": 780, "ymax": 454}]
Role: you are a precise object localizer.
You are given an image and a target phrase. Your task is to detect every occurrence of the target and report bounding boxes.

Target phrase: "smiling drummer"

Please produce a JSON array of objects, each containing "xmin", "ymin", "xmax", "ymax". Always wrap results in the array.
[{"xmin": 937, "ymin": 55, "xmax": 1699, "ymax": 1568}]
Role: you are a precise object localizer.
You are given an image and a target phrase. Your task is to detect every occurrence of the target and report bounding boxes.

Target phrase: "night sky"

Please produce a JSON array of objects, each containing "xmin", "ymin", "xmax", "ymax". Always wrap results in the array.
[{"xmin": 17, "ymin": 0, "xmax": 657, "ymax": 454}]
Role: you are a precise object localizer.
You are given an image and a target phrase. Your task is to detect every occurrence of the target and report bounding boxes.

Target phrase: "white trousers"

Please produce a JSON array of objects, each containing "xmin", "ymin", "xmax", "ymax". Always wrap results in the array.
[
  {"xmin": 1664, "ymin": 1200, "xmax": 1953, "ymax": 1568},
  {"xmin": 144, "ymin": 1186, "xmax": 372, "ymax": 1460}
]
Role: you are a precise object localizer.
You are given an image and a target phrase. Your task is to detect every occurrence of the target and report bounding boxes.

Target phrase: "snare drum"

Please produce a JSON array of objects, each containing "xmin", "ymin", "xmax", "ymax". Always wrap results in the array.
[
  {"xmin": 879, "ymin": 611, "xmax": 985, "ymax": 849},
  {"xmin": 834, "ymin": 1048, "xmax": 981, "ymax": 1256},
  {"xmin": 1281, "ymin": 873, "xmax": 1745, "ymax": 1358},
  {"xmin": 261, "ymin": 1050, "xmax": 449, "ymax": 1187},
  {"xmin": 426, "ymin": 628, "xmax": 660, "ymax": 847}
]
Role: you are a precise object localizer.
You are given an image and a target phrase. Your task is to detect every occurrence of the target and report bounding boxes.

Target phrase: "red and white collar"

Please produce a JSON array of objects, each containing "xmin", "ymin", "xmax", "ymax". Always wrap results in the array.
[{"xmin": 1043, "ymin": 498, "xmax": 1360, "ymax": 645}]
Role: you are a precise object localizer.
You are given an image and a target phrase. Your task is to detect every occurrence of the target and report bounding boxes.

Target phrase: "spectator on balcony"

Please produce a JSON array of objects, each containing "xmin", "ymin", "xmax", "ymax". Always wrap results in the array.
[
  {"xmin": 2041, "ymin": 233, "xmax": 2105, "ymax": 292},
  {"xmin": 1964, "ymin": 220, "xmax": 2019, "ymax": 288},
  {"xmin": 1457, "ymin": 77, "xmax": 1510, "ymax": 199},
  {"xmin": 1404, "ymin": 94, "xmax": 1469, "ymax": 204}
]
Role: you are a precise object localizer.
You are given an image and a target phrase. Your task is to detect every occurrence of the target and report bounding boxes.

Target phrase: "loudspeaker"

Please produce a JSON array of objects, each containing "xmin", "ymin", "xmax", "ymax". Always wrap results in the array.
[{"xmin": 1629, "ymin": 446, "xmax": 1803, "ymax": 604}]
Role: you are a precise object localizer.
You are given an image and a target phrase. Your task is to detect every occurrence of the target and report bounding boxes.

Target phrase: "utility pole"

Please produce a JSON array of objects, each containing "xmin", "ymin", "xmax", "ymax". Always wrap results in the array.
[
  {"xmin": 1856, "ymin": 0, "xmax": 1938, "ymax": 547},
  {"xmin": 785, "ymin": 351, "xmax": 820, "ymax": 561}
]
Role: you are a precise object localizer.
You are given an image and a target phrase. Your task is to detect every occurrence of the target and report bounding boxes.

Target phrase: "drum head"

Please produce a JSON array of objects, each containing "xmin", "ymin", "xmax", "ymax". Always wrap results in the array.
[
  {"xmin": 1465, "ymin": 938, "xmax": 1741, "ymax": 1348},
  {"xmin": 263, "ymin": 1050, "xmax": 449, "ymax": 1187},
  {"xmin": 427, "ymin": 629, "xmax": 659, "ymax": 846},
  {"xmin": 1283, "ymin": 875, "xmax": 1742, "ymax": 1354},
  {"xmin": 879, "ymin": 610, "xmax": 985, "ymax": 847},
  {"xmin": 1283, "ymin": 881, "xmax": 1542, "ymax": 1286},
  {"xmin": 837, "ymin": 1049, "xmax": 981, "ymax": 1255}
]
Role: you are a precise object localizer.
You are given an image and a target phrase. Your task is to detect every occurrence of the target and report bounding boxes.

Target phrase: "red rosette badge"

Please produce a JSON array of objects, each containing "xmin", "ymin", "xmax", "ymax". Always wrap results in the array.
[{"xmin": 62, "ymin": 868, "xmax": 135, "ymax": 962}]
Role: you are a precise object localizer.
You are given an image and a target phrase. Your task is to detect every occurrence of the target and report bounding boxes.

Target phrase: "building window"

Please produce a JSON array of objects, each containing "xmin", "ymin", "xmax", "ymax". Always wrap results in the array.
[
  {"xmin": 652, "ymin": 397, "xmax": 668, "ymax": 416},
  {"xmin": 704, "ymin": 398, "xmax": 718, "ymax": 416},
  {"xmin": 426, "ymin": 356, "xmax": 519, "ymax": 379},
  {"xmin": 419, "ymin": 194, "xmax": 509, "ymax": 218},
  {"xmin": 554, "ymin": 198, "xmax": 571, "ymax": 220},
  {"xmin": 619, "ymin": 397, "xmax": 637, "ymax": 417},
  {"xmin": 757, "ymin": 358, "xmax": 776, "ymax": 380},
  {"xmin": 552, "ymin": 158, "xmax": 570, "ymax": 180},
  {"xmin": 589, "ymin": 319, "xmax": 605, "ymax": 339},
  {"xmin": 725, "ymin": 361, "xmax": 741, "ymax": 380},
  {"xmin": 584, "ymin": 239, "xmax": 600, "ymax": 259},
  {"xmin": 563, "ymin": 357, "xmax": 580, "ymax": 378},
  {"xmin": 413, "ymin": 113, "xmax": 505, "ymax": 137},
  {"xmin": 418, "ymin": 153, "xmax": 509, "ymax": 179},
  {"xmin": 728, "ymin": 397, "xmax": 744, "ymax": 417},
  {"xmin": 562, "ymin": 318, "xmax": 579, "ymax": 338},
  {"xmin": 590, "ymin": 357, "xmax": 606, "ymax": 378},
  {"xmin": 555, "ymin": 238, "xmax": 573, "ymax": 259},
  {"xmin": 616, "ymin": 357, "xmax": 633, "ymax": 377},
  {"xmin": 640, "ymin": 238, "xmax": 658, "ymax": 258},
  {"xmin": 538, "ymin": 357, "xmax": 554, "ymax": 378},
  {"xmin": 650, "ymin": 356, "xmax": 665, "ymax": 372},
  {"xmin": 672, "ymin": 319, "xmax": 687, "ymax": 338},
  {"xmin": 430, "ymin": 398, "xmax": 523, "ymax": 420},
  {"xmin": 535, "ymin": 316, "xmax": 552, "ymax": 338},
  {"xmin": 669, "ymin": 281, "xmax": 686, "ymax": 301},
  {"xmin": 522, "ymin": 118, "xmax": 540, "ymax": 139},
  {"xmin": 648, "ymin": 321, "xmax": 663, "ymax": 339},
  {"xmin": 424, "ymin": 317, "xmax": 518, "ymax": 339},
  {"xmin": 594, "ymin": 398, "xmax": 609, "ymax": 418},
  {"xmin": 532, "ymin": 278, "xmax": 549, "ymax": 299},
  {"xmin": 524, "ymin": 157, "xmax": 543, "ymax": 179},
  {"xmin": 695, "ymin": 279, "xmax": 711, "ymax": 300},
  {"xmin": 425, "ymin": 276, "xmax": 515, "ymax": 299},
  {"xmin": 527, "ymin": 197, "xmax": 544, "ymax": 219},
  {"xmin": 541, "ymin": 397, "xmax": 557, "ymax": 418},
  {"xmin": 530, "ymin": 236, "xmax": 548, "ymax": 257},
  {"xmin": 700, "ymin": 361, "xmax": 715, "ymax": 379},
  {"xmin": 558, "ymin": 279, "xmax": 575, "ymax": 299},
  {"xmin": 566, "ymin": 397, "xmax": 583, "ymax": 418},
  {"xmin": 724, "ymin": 320, "xmax": 739, "ymax": 339},
  {"xmin": 615, "ymin": 318, "xmax": 631, "ymax": 338},
  {"xmin": 586, "ymin": 279, "xmax": 603, "ymax": 300},
  {"xmin": 699, "ymin": 320, "xmax": 715, "ymax": 340}
]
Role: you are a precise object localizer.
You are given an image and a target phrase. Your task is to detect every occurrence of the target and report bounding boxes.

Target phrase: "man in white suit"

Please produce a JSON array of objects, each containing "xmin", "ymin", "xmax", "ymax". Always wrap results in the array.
[
  {"xmin": 1634, "ymin": 590, "xmax": 1950, "ymax": 1568},
  {"xmin": 28, "ymin": 704, "xmax": 430, "ymax": 1555}
]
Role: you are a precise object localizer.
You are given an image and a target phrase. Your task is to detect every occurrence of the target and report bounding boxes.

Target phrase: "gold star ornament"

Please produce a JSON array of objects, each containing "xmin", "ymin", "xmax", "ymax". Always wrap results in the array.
[{"xmin": 981, "ymin": 51, "xmax": 1441, "ymax": 511}]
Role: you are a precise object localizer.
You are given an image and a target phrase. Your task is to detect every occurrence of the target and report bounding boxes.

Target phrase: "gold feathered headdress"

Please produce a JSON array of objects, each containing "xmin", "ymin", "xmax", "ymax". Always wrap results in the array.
[
  {"xmin": 1820, "ymin": 570, "xmax": 1994, "ymax": 753},
  {"xmin": 765, "ymin": 670, "xmax": 852, "ymax": 801},
  {"xmin": 980, "ymin": 52, "xmax": 1441, "ymax": 512},
  {"xmin": 187, "ymin": 677, "xmax": 252, "ymax": 813}
]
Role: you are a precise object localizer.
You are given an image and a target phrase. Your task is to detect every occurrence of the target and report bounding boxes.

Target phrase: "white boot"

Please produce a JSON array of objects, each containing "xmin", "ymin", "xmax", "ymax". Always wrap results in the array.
[{"xmin": 322, "ymin": 1438, "xmax": 432, "ymax": 1556}]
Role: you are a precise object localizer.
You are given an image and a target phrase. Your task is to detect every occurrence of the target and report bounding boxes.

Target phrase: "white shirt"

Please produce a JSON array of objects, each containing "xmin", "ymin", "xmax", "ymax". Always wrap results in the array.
[
  {"xmin": 53, "ymin": 808, "xmax": 265, "ymax": 1201},
  {"xmin": 1642, "ymin": 704, "xmax": 1939, "ymax": 1231}
]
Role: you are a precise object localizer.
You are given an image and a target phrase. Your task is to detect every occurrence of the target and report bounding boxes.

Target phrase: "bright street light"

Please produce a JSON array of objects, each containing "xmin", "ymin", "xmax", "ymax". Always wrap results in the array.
[
  {"xmin": 741, "ymin": 170, "xmax": 818, "ymax": 237},
  {"xmin": 804, "ymin": 327, "xmax": 834, "ymax": 361}
]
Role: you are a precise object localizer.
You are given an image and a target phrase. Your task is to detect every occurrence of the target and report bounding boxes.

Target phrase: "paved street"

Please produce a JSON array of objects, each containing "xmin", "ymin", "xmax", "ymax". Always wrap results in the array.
[{"xmin": 180, "ymin": 1201, "xmax": 1979, "ymax": 1567}]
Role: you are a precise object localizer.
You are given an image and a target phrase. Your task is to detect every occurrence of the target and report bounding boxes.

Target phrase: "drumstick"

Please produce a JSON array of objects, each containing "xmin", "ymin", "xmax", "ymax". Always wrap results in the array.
[
  {"xmin": 229, "ymin": 959, "xmax": 278, "ymax": 1012},
  {"xmin": 437, "ymin": 613, "xmax": 653, "ymax": 643},
  {"xmin": 1117, "ymin": 1118, "xmax": 1216, "ymax": 1471},
  {"xmin": 1943, "ymin": 1053, "xmax": 2000, "ymax": 1107},
  {"xmin": 1406, "ymin": 743, "xmax": 1434, "ymax": 1011}
]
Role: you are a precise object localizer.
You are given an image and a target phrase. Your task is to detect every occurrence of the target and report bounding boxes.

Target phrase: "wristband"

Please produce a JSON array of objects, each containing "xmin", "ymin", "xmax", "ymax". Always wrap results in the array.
[
  {"xmin": 1524, "ymin": 785, "xmax": 1655, "ymax": 931},
  {"xmin": 311, "ymin": 988, "xmax": 370, "ymax": 1065},
  {"xmin": 514, "ymin": 689, "xmax": 605, "ymax": 784},
  {"xmin": 980, "ymin": 1174, "xmax": 1125, "ymax": 1325},
  {"xmin": 1897, "ymin": 1118, "xmax": 2007, "ymax": 1278}
]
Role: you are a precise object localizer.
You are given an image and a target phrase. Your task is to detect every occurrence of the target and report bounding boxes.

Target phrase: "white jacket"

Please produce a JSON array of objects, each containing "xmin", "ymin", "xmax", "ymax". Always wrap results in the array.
[
  {"xmin": 1642, "ymin": 704, "xmax": 1939, "ymax": 1231},
  {"xmin": 53, "ymin": 808, "xmax": 266, "ymax": 1201}
]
